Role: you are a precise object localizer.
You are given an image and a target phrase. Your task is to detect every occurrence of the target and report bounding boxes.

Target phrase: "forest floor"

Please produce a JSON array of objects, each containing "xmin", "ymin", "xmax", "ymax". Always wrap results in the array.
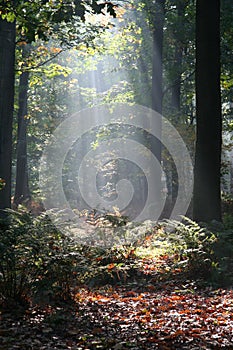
[{"xmin": 0, "ymin": 253, "xmax": 233, "ymax": 350}]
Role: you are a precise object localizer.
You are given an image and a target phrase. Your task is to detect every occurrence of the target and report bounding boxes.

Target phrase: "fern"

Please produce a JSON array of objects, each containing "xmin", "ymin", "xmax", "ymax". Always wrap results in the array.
[{"xmin": 162, "ymin": 217, "xmax": 217, "ymax": 275}]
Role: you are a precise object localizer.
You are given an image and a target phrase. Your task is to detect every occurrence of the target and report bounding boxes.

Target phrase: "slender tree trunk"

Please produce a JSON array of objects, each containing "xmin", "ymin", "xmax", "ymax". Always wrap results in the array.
[
  {"xmin": 193, "ymin": 0, "xmax": 222, "ymax": 222},
  {"xmin": 150, "ymin": 0, "xmax": 165, "ymax": 219},
  {"xmin": 170, "ymin": 0, "xmax": 185, "ymax": 205},
  {"xmin": 171, "ymin": 46, "xmax": 182, "ymax": 113},
  {"xmin": 170, "ymin": 1, "xmax": 186, "ymax": 116},
  {"xmin": 14, "ymin": 45, "xmax": 31, "ymax": 206},
  {"xmin": 0, "ymin": 18, "xmax": 16, "ymax": 214},
  {"xmin": 170, "ymin": 43, "xmax": 182, "ymax": 205},
  {"xmin": 139, "ymin": 56, "xmax": 151, "ymax": 106},
  {"xmin": 152, "ymin": 0, "xmax": 165, "ymax": 115}
]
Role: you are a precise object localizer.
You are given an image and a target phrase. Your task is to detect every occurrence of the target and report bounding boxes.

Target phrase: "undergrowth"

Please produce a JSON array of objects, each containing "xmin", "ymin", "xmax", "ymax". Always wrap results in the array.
[{"xmin": 0, "ymin": 209, "xmax": 232, "ymax": 310}]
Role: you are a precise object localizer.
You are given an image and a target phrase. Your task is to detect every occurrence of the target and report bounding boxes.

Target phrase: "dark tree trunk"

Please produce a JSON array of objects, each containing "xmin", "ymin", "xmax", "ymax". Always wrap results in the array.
[
  {"xmin": 170, "ymin": 0, "xmax": 184, "ymax": 204},
  {"xmin": 14, "ymin": 45, "xmax": 31, "ymax": 206},
  {"xmin": 0, "ymin": 18, "xmax": 16, "ymax": 214},
  {"xmin": 193, "ymin": 0, "xmax": 222, "ymax": 222},
  {"xmin": 152, "ymin": 0, "xmax": 165, "ymax": 115},
  {"xmin": 171, "ymin": 46, "xmax": 182, "ymax": 114},
  {"xmin": 150, "ymin": 0, "xmax": 165, "ymax": 219},
  {"xmin": 170, "ymin": 1, "xmax": 186, "ymax": 115}
]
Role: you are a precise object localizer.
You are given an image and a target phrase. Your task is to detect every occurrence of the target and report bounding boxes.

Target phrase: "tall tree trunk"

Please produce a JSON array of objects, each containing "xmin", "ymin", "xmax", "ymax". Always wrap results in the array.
[
  {"xmin": 0, "ymin": 18, "xmax": 16, "ymax": 214},
  {"xmin": 170, "ymin": 0, "xmax": 184, "ymax": 205},
  {"xmin": 152, "ymin": 0, "xmax": 165, "ymax": 115},
  {"xmin": 139, "ymin": 55, "xmax": 151, "ymax": 106},
  {"xmin": 170, "ymin": 1, "xmax": 186, "ymax": 116},
  {"xmin": 193, "ymin": 0, "xmax": 222, "ymax": 222},
  {"xmin": 150, "ymin": 0, "xmax": 165, "ymax": 219},
  {"xmin": 14, "ymin": 45, "xmax": 31, "ymax": 207},
  {"xmin": 171, "ymin": 46, "xmax": 182, "ymax": 114}
]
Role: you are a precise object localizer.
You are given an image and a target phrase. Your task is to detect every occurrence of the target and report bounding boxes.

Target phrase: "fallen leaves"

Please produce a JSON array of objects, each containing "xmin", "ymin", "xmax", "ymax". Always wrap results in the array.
[
  {"xmin": 70, "ymin": 283, "xmax": 233, "ymax": 348},
  {"xmin": 0, "ymin": 254, "xmax": 233, "ymax": 349}
]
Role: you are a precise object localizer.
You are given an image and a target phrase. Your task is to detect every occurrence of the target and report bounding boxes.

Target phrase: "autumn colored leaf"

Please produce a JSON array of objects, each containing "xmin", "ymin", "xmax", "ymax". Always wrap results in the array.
[{"xmin": 108, "ymin": 263, "xmax": 115, "ymax": 270}]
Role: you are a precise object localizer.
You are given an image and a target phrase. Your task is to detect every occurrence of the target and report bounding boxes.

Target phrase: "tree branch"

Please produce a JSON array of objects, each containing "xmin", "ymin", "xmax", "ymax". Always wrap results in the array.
[{"xmin": 16, "ymin": 48, "xmax": 67, "ymax": 73}]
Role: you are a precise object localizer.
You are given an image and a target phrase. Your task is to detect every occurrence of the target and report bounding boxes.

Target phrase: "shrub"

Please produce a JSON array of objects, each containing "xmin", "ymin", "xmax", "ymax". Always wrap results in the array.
[
  {"xmin": 0, "ymin": 209, "xmax": 80, "ymax": 306},
  {"xmin": 162, "ymin": 217, "xmax": 217, "ymax": 277},
  {"xmin": 211, "ymin": 229, "xmax": 233, "ymax": 287}
]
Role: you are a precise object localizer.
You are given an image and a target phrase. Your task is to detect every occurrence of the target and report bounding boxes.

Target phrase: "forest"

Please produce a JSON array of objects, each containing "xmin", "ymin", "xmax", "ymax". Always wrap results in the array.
[{"xmin": 0, "ymin": 0, "xmax": 233, "ymax": 349}]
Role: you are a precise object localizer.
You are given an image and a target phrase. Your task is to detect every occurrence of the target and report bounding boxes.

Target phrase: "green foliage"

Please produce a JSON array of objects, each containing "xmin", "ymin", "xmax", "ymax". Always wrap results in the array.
[
  {"xmin": 1, "ymin": 208, "xmax": 232, "ymax": 311},
  {"xmin": 207, "ymin": 214, "xmax": 233, "ymax": 287},
  {"xmin": 0, "ymin": 208, "xmax": 134, "ymax": 305},
  {"xmin": 43, "ymin": 63, "xmax": 72, "ymax": 79},
  {"xmin": 162, "ymin": 217, "xmax": 217, "ymax": 277},
  {"xmin": 211, "ymin": 232, "xmax": 233, "ymax": 286},
  {"xmin": 0, "ymin": 209, "xmax": 79, "ymax": 305},
  {"xmin": 70, "ymin": 244, "xmax": 135, "ymax": 287},
  {"xmin": 0, "ymin": 0, "xmax": 117, "ymax": 44},
  {"xmin": 223, "ymin": 213, "xmax": 233, "ymax": 229},
  {"xmin": 154, "ymin": 217, "xmax": 233, "ymax": 287}
]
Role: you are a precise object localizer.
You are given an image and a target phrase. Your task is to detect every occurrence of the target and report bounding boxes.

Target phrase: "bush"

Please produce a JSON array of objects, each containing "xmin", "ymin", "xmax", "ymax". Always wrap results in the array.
[
  {"xmin": 0, "ymin": 209, "xmax": 80, "ymax": 306},
  {"xmin": 163, "ymin": 217, "xmax": 217, "ymax": 277},
  {"xmin": 223, "ymin": 213, "xmax": 233, "ymax": 230},
  {"xmin": 211, "ymin": 229, "xmax": 233, "ymax": 287}
]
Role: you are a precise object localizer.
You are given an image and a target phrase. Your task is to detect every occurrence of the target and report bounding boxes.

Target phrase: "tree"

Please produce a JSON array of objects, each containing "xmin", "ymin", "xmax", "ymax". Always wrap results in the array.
[
  {"xmin": 151, "ymin": 0, "xmax": 165, "ymax": 115},
  {"xmin": 150, "ymin": 0, "xmax": 165, "ymax": 219},
  {"xmin": 14, "ymin": 44, "xmax": 31, "ymax": 206},
  {"xmin": 170, "ymin": 0, "xmax": 186, "ymax": 116},
  {"xmin": 0, "ymin": 18, "xmax": 16, "ymax": 214},
  {"xmin": 0, "ymin": 0, "xmax": 117, "ymax": 212},
  {"xmin": 193, "ymin": 0, "xmax": 222, "ymax": 222},
  {"xmin": 126, "ymin": 0, "xmax": 166, "ymax": 217}
]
